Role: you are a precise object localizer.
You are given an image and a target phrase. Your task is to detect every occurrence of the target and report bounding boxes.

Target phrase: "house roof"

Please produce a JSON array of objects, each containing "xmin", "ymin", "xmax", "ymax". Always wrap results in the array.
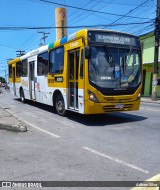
[{"xmin": 139, "ymin": 30, "xmax": 154, "ymax": 39}]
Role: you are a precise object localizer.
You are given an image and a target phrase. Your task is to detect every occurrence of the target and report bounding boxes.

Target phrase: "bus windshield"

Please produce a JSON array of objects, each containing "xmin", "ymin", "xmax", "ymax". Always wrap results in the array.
[{"xmin": 89, "ymin": 46, "xmax": 141, "ymax": 90}]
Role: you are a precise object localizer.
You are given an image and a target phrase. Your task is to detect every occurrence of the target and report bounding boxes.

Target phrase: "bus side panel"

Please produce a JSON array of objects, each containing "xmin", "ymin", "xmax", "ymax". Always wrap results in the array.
[
  {"xmin": 36, "ymin": 75, "xmax": 47, "ymax": 103},
  {"xmin": 21, "ymin": 76, "xmax": 30, "ymax": 100},
  {"xmin": 78, "ymin": 89, "xmax": 84, "ymax": 113}
]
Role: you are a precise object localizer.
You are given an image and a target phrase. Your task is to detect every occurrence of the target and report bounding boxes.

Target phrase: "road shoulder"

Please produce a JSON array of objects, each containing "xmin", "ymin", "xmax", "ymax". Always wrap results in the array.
[{"xmin": 0, "ymin": 105, "xmax": 27, "ymax": 132}]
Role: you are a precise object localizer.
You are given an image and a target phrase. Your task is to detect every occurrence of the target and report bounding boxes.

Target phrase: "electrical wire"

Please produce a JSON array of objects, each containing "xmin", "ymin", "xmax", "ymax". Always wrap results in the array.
[
  {"xmin": 103, "ymin": 0, "xmax": 153, "ymax": 29},
  {"xmin": 69, "ymin": 1, "xmax": 104, "ymax": 25},
  {"xmin": 88, "ymin": 0, "xmax": 153, "ymax": 7},
  {"xmin": 0, "ymin": 21, "xmax": 154, "ymax": 31},
  {"xmin": 25, "ymin": 0, "xmax": 153, "ymax": 20},
  {"xmin": 122, "ymin": 8, "xmax": 155, "ymax": 34}
]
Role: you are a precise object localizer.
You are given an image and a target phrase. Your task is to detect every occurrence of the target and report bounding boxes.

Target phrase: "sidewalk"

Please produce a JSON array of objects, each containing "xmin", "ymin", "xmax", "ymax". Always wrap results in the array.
[
  {"xmin": 0, "ymin": 105, "xmax": 27, "ymax": 132},
  {"xmin": 141, "ymin": 97, "xmax": 160, "ymax": 104}
]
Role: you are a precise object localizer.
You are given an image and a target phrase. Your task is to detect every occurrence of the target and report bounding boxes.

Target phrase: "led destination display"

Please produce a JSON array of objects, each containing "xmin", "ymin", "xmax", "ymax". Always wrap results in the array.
[{"xmin": 88, "ymin": 31, "xmax": 139, "ymax": 46}]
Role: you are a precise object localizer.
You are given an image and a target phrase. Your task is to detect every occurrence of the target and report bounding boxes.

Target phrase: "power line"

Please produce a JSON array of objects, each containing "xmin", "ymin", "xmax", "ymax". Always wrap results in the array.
[
  {"xmin": 103, "ymin": 0, "xmax": 153, "ymax": 29},
  {"xmin": 134, "ymin": 24, "xmax": 154, "ymax": 35},
  {"xmin": 110, "ymin": 0, "xmax": 155, "ymax": 34},
  {"xmin": 0, "ymin": 43, "xmax": 19, "ymax": 50},
  {"xmin": 69, "ymin": 0, "xmax": 115, "ymax": 25},
  {"xmin": 20, "ymin": 32, "xmax": 37, "ymax": 49},
  {"xmin": 67, "ymin": 1, "xmax": 94, "ymax": 21},
  {"xmin": 0, "ymin": 21, "xmax": 154, "ymax": 31},
  {"xmin": 21, "ymin": 34, "xmax": 40, "ymax": 50},
  {"xmin": 25, "ymin": 0, "xmax": 153, "ymax": 20},
  {"xmin": 89, "ymin": 0, "xmax": 154, "ymax": 7},
  {"xmin": 68, "ymin": 1, "xmax": 101, "ymax": 24},
  {"xmin": 121, "ymin": 8, "xmax": 156, "ymax": 33}
]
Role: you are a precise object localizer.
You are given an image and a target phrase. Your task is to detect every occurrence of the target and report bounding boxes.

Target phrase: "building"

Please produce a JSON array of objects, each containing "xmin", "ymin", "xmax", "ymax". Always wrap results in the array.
[{"xmin": 140, "ymin": 31, "xmax": 160, "ymax": 97}]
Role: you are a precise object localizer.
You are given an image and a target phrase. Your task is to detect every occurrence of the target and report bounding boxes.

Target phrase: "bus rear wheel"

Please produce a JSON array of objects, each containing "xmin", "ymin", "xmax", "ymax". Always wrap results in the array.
[
  {"xmin": 55, "ymin": 94, "xmax": 66, "ymax": 116},
  {"xmin": 20, "ymin": 89, "xmax": 25, "ymax": 103}
]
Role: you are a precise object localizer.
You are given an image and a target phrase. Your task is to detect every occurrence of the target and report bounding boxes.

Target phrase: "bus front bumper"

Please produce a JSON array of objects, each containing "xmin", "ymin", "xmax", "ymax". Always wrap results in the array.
[{"xmin": 84, "ymin": 99, "xmax": 140, "ymax": 114}]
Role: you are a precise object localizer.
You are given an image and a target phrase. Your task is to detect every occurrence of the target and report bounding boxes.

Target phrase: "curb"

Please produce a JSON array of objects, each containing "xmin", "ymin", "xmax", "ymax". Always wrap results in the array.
[
  {"xmin": 0, "ymin": 123, "xmax": 27, "ymax": 132},
  {"xmin": 0, "ymin": 105, "xmax": 27, "ymax": 132}
]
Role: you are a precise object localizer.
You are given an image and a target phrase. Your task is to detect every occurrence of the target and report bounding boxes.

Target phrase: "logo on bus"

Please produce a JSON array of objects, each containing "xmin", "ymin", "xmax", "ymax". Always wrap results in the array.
[
  {"xmin": 55, "ymin": 77, "xmax": 63, "ymax": 82},
  {"xmin": 70, "ymin": 42, "xmax": 78, "ymax": 48},
  {"xmin": 48, "ymin": 79, "xmax": 54, "ymax": 83},
  {"xmin": 22, "ymin": 80, "xmax": 28, "ymax": 87},
  {"xmin": 104, "ymin": 97, "xmax": 114, "ymax": 101}
]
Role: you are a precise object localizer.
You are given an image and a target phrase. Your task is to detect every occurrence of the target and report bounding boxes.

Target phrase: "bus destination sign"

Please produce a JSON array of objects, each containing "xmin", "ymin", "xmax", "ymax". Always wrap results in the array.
[
  {"xmin": 88, "ymin": 32, "xmax": 139, "ymax": 46},
  {"xmin": 96, "ymin": 34, "xmax": 132, "ymax": 45}
]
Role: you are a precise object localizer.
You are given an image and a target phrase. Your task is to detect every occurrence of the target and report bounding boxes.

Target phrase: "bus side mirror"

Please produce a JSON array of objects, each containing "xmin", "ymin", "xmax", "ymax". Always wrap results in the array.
[{"xmin": 85, "ymin": 46, "xmax": 91, "ymax": 59}]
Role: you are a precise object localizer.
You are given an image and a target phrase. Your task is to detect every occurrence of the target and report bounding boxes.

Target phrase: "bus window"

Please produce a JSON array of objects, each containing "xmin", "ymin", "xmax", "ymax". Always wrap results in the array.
[
  {"xmin": 69, "ymin": 52, "xmax": 74, "ymax": 79},
  {"xmin": 16, "ymin": 62, "xmax": 21, "ymax": 77},
  {"xmin": 21, "ymin": 59, "xmax": 28, "ymax": 77},
  {"xmin": 9, "ymin": 65, "xmax": 12, "ymax": 78},
  {"xmin": 37, "ymin": 52, "xmax": 48, "ymax": 76},
  {"xmin": 80, "ymin": 49, "xmax": 84, "ymax": 79},
  {"xmin": 49, "ymin": 47, "xmax": 64, "ymax": 74},
  {"xmin": 76, "ymin": 50, "xmax": 80, "ymax": 80}
]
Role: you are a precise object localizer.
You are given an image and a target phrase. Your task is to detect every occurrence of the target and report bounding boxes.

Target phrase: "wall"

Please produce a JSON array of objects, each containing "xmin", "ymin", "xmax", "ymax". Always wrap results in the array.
[{"xmin": 140, "ymin": 32, "xmax": 160, "ymax": 97}]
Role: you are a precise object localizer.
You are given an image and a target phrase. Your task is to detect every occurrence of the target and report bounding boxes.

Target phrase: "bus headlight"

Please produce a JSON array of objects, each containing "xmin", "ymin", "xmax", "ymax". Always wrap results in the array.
[
  {"xmin": 137, "ymin": 92, "xmax": 141, "ymax": 99},
  {"xmin": 88, "ymin": 90, "xmax": 99, "ymax": 103}
]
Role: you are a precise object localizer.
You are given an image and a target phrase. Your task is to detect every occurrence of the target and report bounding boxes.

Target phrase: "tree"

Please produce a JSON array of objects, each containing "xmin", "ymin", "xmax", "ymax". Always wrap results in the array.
[{"xmin": 0, "ymin": 76, "xmax": 6, "ymax": 83}]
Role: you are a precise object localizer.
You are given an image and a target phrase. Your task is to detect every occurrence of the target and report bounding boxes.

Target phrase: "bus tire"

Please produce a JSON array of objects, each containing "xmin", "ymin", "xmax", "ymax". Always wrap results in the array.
[
  {"xmin": 20, "ymin": 89, "xmax": 25, "ymax": 103},
  {"xmin": 55, "ymin": 94, "xmax": 67, "ymax": 116}
]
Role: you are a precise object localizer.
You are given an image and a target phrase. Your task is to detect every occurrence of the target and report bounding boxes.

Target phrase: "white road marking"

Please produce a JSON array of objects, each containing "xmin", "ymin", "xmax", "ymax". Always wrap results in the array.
[
  {"xmin": 83, "ymin": 147, "xmax": 149, "ymax": 174},
  {"xmin": 140, "ymin": 107, "xmax": 160, "ymax": 112},
  {"xmin": 1, "ymin": 107, "xmax": 60, "ymax": 138},
  {"xmin": 23, "ymin": 120, "xmax": 60, "ymax": 138},
  {"xmin": 148, "ymin": 133, "xmax": 160, "ymax": 138},
  {"xmin": 52, "ymin": 117, "xmax": 76, "ymax": 128},
  {"xmin": 28, "ymin": 110, "xmax": 77, "ymax": 128}
]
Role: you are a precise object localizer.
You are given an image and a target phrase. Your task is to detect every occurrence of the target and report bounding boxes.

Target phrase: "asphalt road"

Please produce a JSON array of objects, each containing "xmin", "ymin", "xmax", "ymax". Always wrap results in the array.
[{"xmin": 0, "ymin": 88, "xmax": 160, "ymax": 189}]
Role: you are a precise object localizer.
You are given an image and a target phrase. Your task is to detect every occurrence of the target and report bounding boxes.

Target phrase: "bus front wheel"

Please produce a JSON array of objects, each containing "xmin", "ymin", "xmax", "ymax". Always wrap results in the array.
[{"xmin": 55, "ymin": 94, "xmax": 66, "ymax": 116}]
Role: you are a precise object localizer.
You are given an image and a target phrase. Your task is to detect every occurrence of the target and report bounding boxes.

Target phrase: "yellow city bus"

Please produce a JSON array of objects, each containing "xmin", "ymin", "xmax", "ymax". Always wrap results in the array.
[{"xmin": 8, "ymin": 29, "xmax": 142, "ymax": 116}]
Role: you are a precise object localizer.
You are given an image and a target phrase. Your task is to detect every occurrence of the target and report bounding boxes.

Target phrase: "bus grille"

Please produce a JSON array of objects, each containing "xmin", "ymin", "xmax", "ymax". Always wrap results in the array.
[{"xmin": 103, "ymin": 104, "xmax": 133, "ymax": 112}]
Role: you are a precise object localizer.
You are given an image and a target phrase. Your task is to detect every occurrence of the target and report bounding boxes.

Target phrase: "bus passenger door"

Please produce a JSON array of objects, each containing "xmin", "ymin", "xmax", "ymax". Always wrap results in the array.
[
  {"xmin": 12, "ymin": 66, "xmax": 16, "ymax": 95},
  {"xmin": 68, "ymin": 48, "xmax": 84, "ymax": 113},
  {"xmin": 29, "ymin": 61, "xmax": 36, "ymax": 100}
]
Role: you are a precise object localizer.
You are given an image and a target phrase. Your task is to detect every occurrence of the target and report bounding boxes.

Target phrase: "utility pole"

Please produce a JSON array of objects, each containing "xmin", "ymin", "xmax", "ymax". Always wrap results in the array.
[
  {"xmin": 152, "ymin": 0, "xmax": 160, "ymax": 101},
  {"xmin": 38, "ymin": 31, "xmax": 50, "ymax": 46},
  {"xmin": 16, "ymin": 50, "xmax": 25, "ymax": 57},
  {"xmin": 7, "ymin": 58, "xmax": 13, "ymax": 62}
]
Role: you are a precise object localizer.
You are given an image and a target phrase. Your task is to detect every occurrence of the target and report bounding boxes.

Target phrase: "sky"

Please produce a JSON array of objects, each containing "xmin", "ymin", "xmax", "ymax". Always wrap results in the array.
[{"xmin": 0, "ymin": 0, "xmax": 156, "ymax": 79}]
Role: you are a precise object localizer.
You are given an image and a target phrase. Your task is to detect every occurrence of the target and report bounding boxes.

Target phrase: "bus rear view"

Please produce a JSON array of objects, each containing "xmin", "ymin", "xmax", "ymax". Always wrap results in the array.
[{"xmin": 84, "ymin": 30, "xmax": 142, "ymax": 114}]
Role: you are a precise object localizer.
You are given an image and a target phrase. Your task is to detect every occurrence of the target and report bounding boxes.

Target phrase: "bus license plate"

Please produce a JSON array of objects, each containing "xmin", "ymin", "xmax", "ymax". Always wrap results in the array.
[{"xmin": 115, "ymin": 104, "xmax": 124, "ymax": 108}]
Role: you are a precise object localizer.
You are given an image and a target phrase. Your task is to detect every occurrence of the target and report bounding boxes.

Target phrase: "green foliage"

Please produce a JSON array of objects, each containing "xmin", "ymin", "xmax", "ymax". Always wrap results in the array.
[{"xmin": 0, "ymin": 76, "xmax": 5, "ymax": 83}]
